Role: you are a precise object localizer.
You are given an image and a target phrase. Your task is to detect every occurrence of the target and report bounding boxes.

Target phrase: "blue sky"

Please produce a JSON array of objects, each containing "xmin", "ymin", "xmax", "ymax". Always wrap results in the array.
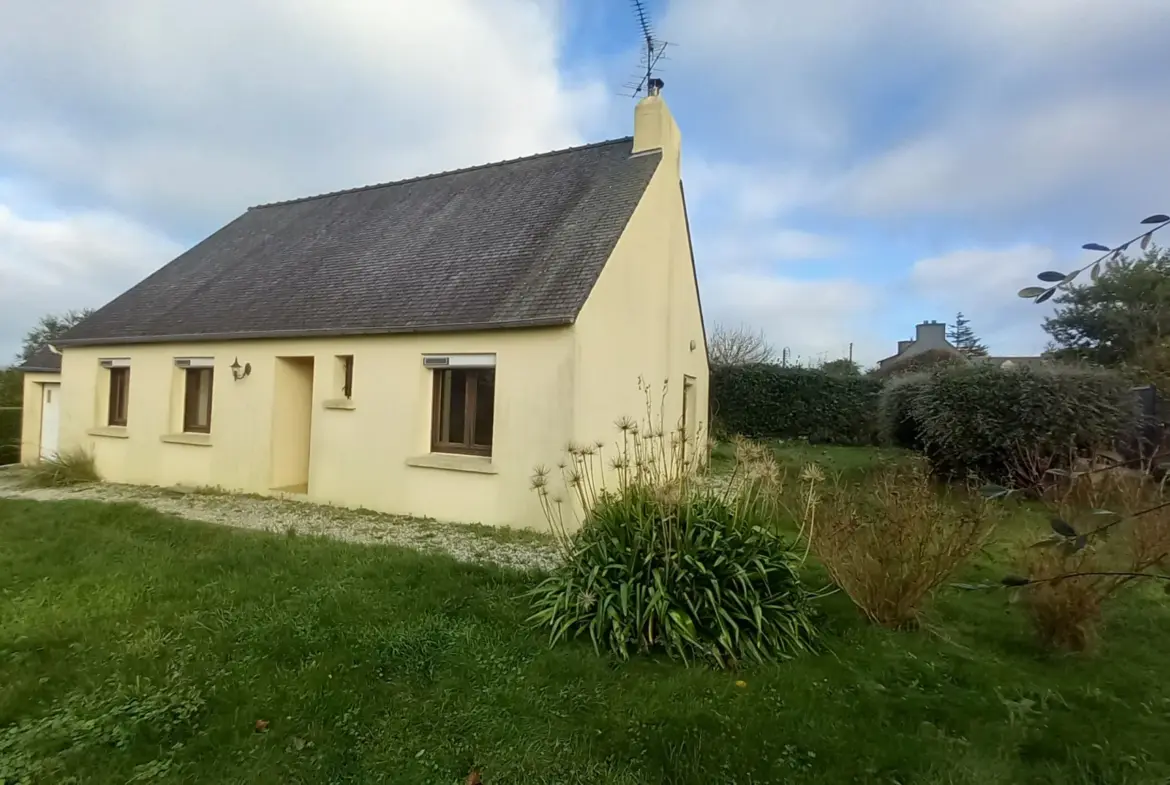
[{"xmin": 1, "ymin": 0, "xmax": 1168, "ymax": 365}]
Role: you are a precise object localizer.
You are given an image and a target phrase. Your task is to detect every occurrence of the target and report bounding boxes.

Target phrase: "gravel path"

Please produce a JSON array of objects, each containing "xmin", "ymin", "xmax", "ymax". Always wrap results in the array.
[{"xmin": 0, "ymin": 468, "xmax": 562, "ymax": 571}]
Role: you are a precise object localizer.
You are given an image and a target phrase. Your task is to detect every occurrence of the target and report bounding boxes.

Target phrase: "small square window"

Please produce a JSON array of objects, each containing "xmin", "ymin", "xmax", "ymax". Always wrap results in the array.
[
  {"xmin": 183, "ymin": 367, "xmax": 214, "ymax": 433},
  {"xmin": 108, "ymin": 367, "xmax": 130, "ymax": 426},
  {"xmin": 431, "ymin": 367, "xmax": 494, "ymax": 456}
]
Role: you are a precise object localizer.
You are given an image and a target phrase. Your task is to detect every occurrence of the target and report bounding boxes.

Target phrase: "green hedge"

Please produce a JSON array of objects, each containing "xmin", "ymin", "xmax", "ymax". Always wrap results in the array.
[
  {"xmin": 711, "ymin": 365, "xmax": 882, "ymax": 444},
  {"xmin": 877, "ymin": 372, "xmax": 931, "ymax": 450},
  {"xmin": 0, "ymin": 407, "xmax": 21, "ymax": 466},
  {"xmin": 905, "ymin": 364, "xmax": 1139, "ymax": 487}
]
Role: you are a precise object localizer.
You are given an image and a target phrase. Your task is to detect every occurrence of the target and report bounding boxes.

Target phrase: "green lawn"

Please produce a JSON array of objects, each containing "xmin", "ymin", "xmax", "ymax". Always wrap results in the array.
[
  {"xmin": 3, "ymin": 499, "xmax": 1170, "ymax": 784},
  {"xmin": 711, "ymin": 439, "xmax": 912, "ymax": 479}
]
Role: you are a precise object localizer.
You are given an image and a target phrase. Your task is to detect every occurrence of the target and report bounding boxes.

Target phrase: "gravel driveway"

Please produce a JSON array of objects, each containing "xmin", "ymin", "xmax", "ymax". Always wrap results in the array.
[{"xmin": 0, "ymin": 468, "xmax": 561, "ymax": 571}]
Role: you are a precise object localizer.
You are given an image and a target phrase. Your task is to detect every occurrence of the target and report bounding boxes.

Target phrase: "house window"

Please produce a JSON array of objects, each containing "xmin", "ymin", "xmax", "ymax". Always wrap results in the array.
[
  {"xmin": 431, "ymin": 368, "xmax": 495, "ymax": 456},
  {"xmin": 337, "ymin": 355, "xmax": 354, "ymax": 399},
  {"xmin": 183, "ymin": 368, "xmax": 214, "ymax": 433},
  {"xmin": 108, "ymin": 367, "xmax": 130, "ymax": 426}
]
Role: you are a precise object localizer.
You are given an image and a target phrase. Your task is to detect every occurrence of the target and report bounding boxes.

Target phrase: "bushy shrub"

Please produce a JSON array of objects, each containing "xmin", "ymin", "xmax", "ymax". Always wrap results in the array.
[
  {"xmin": 528, "ymin": 388, "xmax": 819, "ymax": 667},
  {"xmin": 527, "ymin": 486, "xmax": 819, "ymax": 666},
  {"xmin": 877, "ymin": 373, "xmax": 930, "ymax": 449},
  {"xmin": 804, "ymin": 462, "xmax": 1000, "ymax": 628},
  {"xmin": 0, "ymin": 406, "xmax": 20, "ymax": 465},
  {"xmin": 911, "ymin": 364, "xmax": 1138, "ymax": 487},
  {"xmin": 1009, "ymin": 469, "xmax": 1170, "ymax": 651},
  {"xmin": 711, "ymin": 365, "xmax": 881, "ymax": 444},
  {"xmin": 871, "ymin": 347, "xmax": 965, "ymax": 379},
  {"xmin": 24, "ymin": 448, "xmax": 100, "ymax": 487}
]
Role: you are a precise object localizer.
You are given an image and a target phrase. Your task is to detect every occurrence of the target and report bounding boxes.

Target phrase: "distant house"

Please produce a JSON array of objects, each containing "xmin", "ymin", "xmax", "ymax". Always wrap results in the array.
[
  {"xmin": 876, "ymin": 321, "xmax": 1045, "ymax": 373},
  {"xmin": 15, "ymin": 346, "xmax": 62, "ymax": 462},
  {"xmin": 20, "ymin": 82, "xmax": 709, "ymax": 530},
  {"xmin": 875, "ymin": 321, "xmax": 960, "ymax": 372}
]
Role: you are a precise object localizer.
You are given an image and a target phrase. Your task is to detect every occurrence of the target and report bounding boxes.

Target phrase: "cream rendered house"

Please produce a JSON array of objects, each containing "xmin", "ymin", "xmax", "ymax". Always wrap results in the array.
[{"xmin": 24, "ymin": 84, "xmax": 708, "ymax": 530}]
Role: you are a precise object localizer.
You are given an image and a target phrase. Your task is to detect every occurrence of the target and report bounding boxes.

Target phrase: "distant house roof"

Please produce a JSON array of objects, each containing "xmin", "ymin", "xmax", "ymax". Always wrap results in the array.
[
  {"xmin": 18, "ymin": 345, "xmax": 61, "ymax": 373},
  {"xmin": 56, "ymin": 138, "xmax": 662, "ymax": 347}
]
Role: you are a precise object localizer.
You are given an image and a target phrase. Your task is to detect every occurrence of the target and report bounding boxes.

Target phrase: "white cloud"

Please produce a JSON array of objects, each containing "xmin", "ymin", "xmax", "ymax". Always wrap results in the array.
[
  {"xmin": 841, "ymin": 92, "xmax": 1170, "ymax": 217},
  {"xmin": 910, "ymin": 244, "xmax": 1059, "ymax": 354},
  {"xmin": 0, "ymin": 0, "xmax": 605, "ymax": 224},
  {"xmin": 0, "ymin": 193, "xmax": 182, "ymax": 360},
  {"xmin": 701, "ymin": 271, "xmax": 887, "ymax": 364}
]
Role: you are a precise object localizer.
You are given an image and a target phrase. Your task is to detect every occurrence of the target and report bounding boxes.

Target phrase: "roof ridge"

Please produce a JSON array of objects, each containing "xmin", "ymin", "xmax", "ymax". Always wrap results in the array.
[{"xmin": 248, "ymin": 136, "xmax": 635, "ymax": 210}]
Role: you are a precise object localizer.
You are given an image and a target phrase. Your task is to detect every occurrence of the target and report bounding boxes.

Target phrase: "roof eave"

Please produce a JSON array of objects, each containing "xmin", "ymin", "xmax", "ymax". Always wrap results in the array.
[{"xmin": 51, "ymin": 317, "xmax": 577, "ymax": 348}]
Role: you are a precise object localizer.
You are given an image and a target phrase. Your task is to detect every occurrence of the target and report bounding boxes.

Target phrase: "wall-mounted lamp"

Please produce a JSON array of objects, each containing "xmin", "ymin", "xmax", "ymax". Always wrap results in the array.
[{"xmin": 230, "ymin": 357, "xmax": 252, "ymax": 381}]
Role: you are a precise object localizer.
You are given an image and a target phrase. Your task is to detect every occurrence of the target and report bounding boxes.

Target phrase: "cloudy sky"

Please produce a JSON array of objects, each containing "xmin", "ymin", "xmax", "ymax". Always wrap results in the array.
[{"xmin": 1, "ymin": 0, "xmax": 1167, "ymax": 366}]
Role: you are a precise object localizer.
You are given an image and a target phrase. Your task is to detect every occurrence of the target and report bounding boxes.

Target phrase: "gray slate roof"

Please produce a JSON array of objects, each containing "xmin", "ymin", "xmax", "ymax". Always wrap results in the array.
[
  {"xmin": 18, "ymin": 345, "xmax": 62, "ymax": 373},
  {"xmin": 58, "ymin": 138, "xmax": 661, "ymax": 346}
]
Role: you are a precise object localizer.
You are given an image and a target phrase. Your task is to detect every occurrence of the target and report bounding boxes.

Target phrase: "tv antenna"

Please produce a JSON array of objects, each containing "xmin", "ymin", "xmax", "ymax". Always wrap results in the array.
[{"xmin": 623, "ymin": 0, "xmax": 673, "ymax": 98}]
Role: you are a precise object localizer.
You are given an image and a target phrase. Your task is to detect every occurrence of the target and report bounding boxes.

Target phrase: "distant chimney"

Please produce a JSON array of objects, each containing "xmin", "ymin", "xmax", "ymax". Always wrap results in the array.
[
  {"xmin": 633, "ymin": 79, "xmax": 681, "ymax": 171},
  {"xmin": 915, "ymin": 321, "xmax": 947, "ymax": 348},
  {"xmin": 897, "ymin": 340, "xmax": 912, "ymax": 354}
]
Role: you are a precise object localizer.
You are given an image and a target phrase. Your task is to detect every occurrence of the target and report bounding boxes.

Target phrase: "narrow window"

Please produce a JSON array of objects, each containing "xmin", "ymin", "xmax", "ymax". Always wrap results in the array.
[
  {"xmin": 183, "ymin": 368, "xmax": 214, "ymax": 433},
  {"xmin": 108, "ymin": 367, "xmax": 130, "ymax": 426},
  {"xmin": 431, "ymin": 368, "xmax": 494, "ymax": 456},
  {"xmin": 339, "ymin": 355, "xmax": 354, "ymax": 399}
]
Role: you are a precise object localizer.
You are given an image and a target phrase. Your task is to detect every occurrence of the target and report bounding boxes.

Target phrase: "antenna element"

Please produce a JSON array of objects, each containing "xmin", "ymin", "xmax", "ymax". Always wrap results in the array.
[{"xmin": 624, "ymin": 0, "xmax": 674, "ymax": 98}]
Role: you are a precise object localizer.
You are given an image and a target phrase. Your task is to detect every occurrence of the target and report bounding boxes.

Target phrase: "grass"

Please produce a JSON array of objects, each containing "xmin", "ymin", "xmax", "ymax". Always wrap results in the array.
[
  {"xmin": 711, "ymin": 439, "xmax": 912, "ymax": 480},
  {"xmin": 3, "ymin": 498, "xmax": 1170, "ymax": 783}
]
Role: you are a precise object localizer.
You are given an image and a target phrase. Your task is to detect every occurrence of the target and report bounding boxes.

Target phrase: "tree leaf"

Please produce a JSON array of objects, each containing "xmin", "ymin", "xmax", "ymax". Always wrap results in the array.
[
  {"xmin": 1035, "ymin": 288, "xmax": 1057, "ymax": 304},
  {"xmin": 1037, "ymin": 271, "xmax": 1066, "ymax": 282},
  {"xmin": 1140, "ymin": 214, "xmax": 1169, "ymax": 224},
  {"xmin": 1050, "ymin": 517, "xmax": 1078, "ymax": 537},
  {"xmin": 1017, "ymin": 286, "xmax": 1048, "ymax": 299},
  {"xmin": 1119, "ymin": 241, "xmax": 1131, "ymax": 251},
  {"xmin": 1090, "ymin": 261, "xmax": 1101, "ymax": 281},
  {"xmin": 1061, "ymin": 270, "xmax": 1080, "ymax": 283},
  {"xmin": 1082, "ymin": 243, "xmax": 1110, "ymax": 252},
  {"xmin": 979, "ymin": 484, "xmax": 1011, "ymax": 499},
  {"xmin": 1002, "ymin": 575, "xmax": 1032, "ymax": 587},
  {"xmin": 1141, "ymin": 232, "xmax": 1153, "ymax": 251},
  {"xmin": 1074, "ymin": 535, "xmax": 1088, "ymax": 552}
]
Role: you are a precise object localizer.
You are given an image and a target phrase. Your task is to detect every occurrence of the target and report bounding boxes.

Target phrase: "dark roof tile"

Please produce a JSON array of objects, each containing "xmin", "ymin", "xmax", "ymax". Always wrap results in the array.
[{"xmin": 59, "ymin": 138, "xmax": 660, "ymax": 346}]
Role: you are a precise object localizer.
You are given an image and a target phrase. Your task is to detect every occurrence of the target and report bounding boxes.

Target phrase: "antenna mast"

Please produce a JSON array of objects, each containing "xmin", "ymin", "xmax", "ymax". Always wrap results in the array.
[{"xmin": 624, "ymin": 0, "xmax": 673, "ymax": 98}]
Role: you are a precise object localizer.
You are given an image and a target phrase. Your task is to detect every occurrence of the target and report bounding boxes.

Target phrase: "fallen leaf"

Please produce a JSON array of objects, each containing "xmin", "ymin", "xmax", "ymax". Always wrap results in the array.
[
  {"xmin": 735, "ymin": 680, "xmax": 747, "ymax": 688},
  {"xmin": 466, "ymin": 769, "xmax": 483, "ymax": 785},
  {"xmin": 254, "ymin": 719, "xmax": 270, "ymax": 733}
]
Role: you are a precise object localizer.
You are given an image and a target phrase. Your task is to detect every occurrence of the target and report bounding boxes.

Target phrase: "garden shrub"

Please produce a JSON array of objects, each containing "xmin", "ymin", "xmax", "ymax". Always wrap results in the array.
[
  {"xmin": 528, "ymin": 388, "xmax": 819, "ymax": 667},
  {"xmin": 911, "ymin": 364, "xmax": 1138, "ymax": 488},
  {"xmin": 0, "ymin": 406, "xmax": 20, "ymax": 465},
  {"xmin": 870, "ymin": 347, "xmax": 965, "ymax": 379},
  {"xmin": 23, "ymin": 447, "xmax": 100, "ymax": 487},
  {"xmin": 877, "ymin": 373, "xmax": 930, "ymax": 450},
  {"xmin": 1009, "ymin": 468, "xmax": 1170, "ymax": 651},
  {"xmin": 711, "ymin": 365, "xmax": 881, "ymax": 444},
  {"xmin": 527, "ymin": 486, "xmax": 819, "ymax": 667},
  {"xmin": 804, "ymin": 461, "xmax": 1001, "ymax": 628}
]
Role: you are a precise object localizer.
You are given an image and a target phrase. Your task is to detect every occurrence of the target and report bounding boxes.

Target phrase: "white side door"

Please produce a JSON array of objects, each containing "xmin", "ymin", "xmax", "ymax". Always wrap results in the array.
[{"xmin": 40, "ymin": 383, "xmax": 61, "ymax": 460}]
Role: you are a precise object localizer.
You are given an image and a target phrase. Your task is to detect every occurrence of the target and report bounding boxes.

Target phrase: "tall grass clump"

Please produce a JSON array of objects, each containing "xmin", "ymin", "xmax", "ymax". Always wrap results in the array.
[
  {"xmin": 527, "ymin": 382, "xmax": 819, "ymax": 668},
  {"xmin": 23, "ymin": 448, "xmax": 100, "ymax": 488},
  {"xmin": 805, "ymin": 461, "xmax": 1001, "ymax": 628},
  {"xmin": 1008, "ymin": 467, "xmax": 1170, "ymax": 651}
]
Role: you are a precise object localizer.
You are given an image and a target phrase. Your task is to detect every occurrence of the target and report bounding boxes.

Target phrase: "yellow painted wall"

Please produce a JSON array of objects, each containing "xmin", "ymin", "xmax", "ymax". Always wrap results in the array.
[
  {"xmin": 56, "ymin": 329, "xmax": 576, "ymax": 529},
  {"xmin": 19, "ymin": 372, "xmax": 58, "ymax": 464},
  {"xmin": 570, "ymin": 94, "xmax": 710, "ymax": 485}
]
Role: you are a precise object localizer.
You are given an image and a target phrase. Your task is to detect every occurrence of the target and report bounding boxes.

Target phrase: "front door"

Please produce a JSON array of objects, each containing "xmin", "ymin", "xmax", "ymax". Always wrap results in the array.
[{"xmin": 40, "ymin": 383, "xmax": 61, "ymax": 460}]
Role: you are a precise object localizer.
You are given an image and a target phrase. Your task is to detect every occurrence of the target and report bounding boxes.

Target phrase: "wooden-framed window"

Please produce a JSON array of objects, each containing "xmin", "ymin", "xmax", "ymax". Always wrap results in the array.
[
  {"xmin": 431, "ymin": 367, "xmax": 495, "ymax": 456},
  {"xmin": 183, "ymin": 367, "xmax": 214, "ymax": 433},
  {"xmin": 108, "ymin": 367, "xmax": 130, "ymax": 426}
]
